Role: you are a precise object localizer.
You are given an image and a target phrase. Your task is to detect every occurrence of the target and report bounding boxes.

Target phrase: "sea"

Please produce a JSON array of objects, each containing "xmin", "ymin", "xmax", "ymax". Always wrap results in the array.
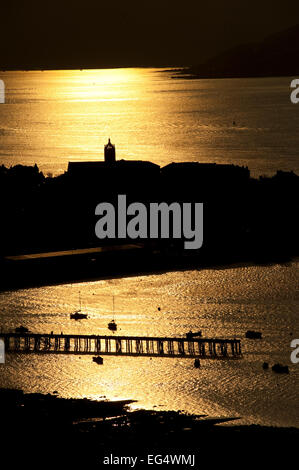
[
  {"xmin": 0, "ymin": 69, "xmax": 298, "ymax": 427},
  {"xmin": 0, "ymin": 68, "xmax": 299, "ymax": 177}
]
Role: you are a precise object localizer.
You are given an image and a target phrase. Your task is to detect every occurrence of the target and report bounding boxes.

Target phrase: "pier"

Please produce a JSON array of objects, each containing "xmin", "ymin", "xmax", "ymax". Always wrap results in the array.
[{"xmin": 1, "ymin": 333, "xmax": 242, "ymax": 359}]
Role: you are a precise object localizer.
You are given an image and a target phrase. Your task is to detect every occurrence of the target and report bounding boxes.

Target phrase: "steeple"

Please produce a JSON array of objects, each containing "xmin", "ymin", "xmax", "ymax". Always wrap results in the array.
[{"xmin": 104, "ymin": 138, "xmax": 116, "ymax": 163}]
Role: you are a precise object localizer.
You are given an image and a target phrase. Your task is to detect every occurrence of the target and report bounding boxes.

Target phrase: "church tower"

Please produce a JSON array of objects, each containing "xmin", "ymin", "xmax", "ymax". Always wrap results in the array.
[{"xmin": 104, "ymin": 138, "xmax": 116, "ymax": 163}]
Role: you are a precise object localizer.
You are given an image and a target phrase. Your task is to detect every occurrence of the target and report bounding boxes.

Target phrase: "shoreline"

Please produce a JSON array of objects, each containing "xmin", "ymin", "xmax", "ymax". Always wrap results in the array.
[
  {"xmin": 1, "ymin": 67, "xmax": 298, "ymax": 80},
  {"xmin": 1, "ymin": 388, "xmax": 298, "ymax": 467},
  {"xmin": 0, "ymin": 251, "xmax": 297, "ymax": 293}
]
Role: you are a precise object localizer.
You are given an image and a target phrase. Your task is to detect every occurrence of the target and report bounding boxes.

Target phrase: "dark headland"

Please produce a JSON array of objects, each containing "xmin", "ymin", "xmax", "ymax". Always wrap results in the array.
[
  {"xmin": 1, "ymin": 2, "xmax": 299, "ymax": 74},
  {"xmin": 0, "ymin": 145, "xmax": 298, "ymax": 290},
  {"xmin": 1, "ymin": 388, "xmax": 298, "ymax": 468},
  {"xmin": 180, "ymin": 25, "xmax": 299, "ymax": 79}
]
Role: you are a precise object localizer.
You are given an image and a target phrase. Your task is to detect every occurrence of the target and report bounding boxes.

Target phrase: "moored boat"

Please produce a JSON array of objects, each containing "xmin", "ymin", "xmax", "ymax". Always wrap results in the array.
[
  {"xmin": 15, "ymin": 326, "xmax": 29, "ymax": 333},
  {"xmin": 70, "ymin": 311, "xmax": 88, "ymax": 320},
  {"xmin": 186, "ymin": 330, "xmax": 202, "ymax": 339},
  {"xmin": 108, "ymin": 296, "xmax": 117, "ymax": 331},
  {"xmin": 245, "ymin": 330, "xmax": 262, "ymax": 339},
  {"xmin": 108, "ymin": 319, "xmax": 117, "ymax": 331},
  {"xmin": 70, "ymin": 291, "xmax": 88, "ymax": 320},
  {"xmin": 272, "ymin": 363, "xmax": 289, "ymax": 374},
  {"xmin": 92, "ymin": 356, "xmax": 103, "ymax": 365}
]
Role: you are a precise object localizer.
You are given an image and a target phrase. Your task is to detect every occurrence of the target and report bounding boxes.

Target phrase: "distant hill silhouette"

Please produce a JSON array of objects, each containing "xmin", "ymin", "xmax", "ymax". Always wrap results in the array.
[
  {"xmin": 187, "ymin": 24, "xmax": 299, "ymax": 78},
  {"xmin": 2, "ymin": 2, "xmax": 299, "ymax": 70}
]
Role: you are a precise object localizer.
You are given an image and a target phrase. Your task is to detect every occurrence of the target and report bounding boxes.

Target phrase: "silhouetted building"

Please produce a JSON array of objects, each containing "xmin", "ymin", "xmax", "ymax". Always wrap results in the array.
[
  {"xmin": 67, "ymin": 161, "xmax": 107, "ymax": 178},
  {"xmin": 104, "ymin": 138, "xmax": 116, "ymax": 163},
  {"xmin": 67, "ymin": 159, "xmax": 160, "ymax": 192},
  {"xmin": 67, "ymin": 138, "xmax": 160, "ymax": 197},
  {"xmin": 161, "ymin": 162, "xmax": 250, "ymax": 197},
  {"xmin": 161, "ymin": 162, "xmax": 249, "ymax": 181},
  {"xmin": 67, "ymin": 139, "xmax": 160, "ymax": 186},
  {"xmin": 67, "ymin": 141, "xmax": 249, "ymax": 202}
]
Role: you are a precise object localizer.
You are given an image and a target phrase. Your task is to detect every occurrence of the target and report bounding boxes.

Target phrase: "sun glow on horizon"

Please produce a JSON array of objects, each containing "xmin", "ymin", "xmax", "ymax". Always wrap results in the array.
[{"xmin": 50, "ymin": 68, "xmax": 152, "ymax": 103}]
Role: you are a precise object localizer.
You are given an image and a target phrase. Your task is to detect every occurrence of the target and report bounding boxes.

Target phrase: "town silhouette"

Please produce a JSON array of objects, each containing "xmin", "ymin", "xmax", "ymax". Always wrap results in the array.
[{"xmin": 0, "ymin": 140, "xmax": 298, "ymax": 289}]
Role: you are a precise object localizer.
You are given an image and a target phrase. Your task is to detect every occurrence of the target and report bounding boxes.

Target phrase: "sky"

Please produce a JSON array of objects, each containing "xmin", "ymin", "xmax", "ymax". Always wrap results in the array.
[{"xmin": 1, "ymin": 1, "xmax": 299, "ymax": 68}]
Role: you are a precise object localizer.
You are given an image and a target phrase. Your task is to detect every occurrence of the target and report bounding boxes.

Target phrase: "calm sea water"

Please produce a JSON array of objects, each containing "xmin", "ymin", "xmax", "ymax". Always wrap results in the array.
[
  {"xmin": 0, "ymin": 262, "xmax": 298, "ymax": 427},
  {"xmin": 0, "ymin": 69, "xmax": 298, "ymax": 427},
  {"xmin": 0, "ymin": 69, "xmax": 298, "ymax": 177}
]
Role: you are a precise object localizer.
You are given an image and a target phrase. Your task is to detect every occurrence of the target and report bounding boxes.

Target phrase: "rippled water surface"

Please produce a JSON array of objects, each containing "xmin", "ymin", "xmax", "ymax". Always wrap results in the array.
[
  {"xmin": 0, "ymin": 262, "xmax": 298, "ymax": 427},
  {"xmin": 0, "ymin": 69, "xmax": 299, "ymax": 177},
  {"xmin": 0, "ymin": 68, "xmax": 298, "ymax": 426}
]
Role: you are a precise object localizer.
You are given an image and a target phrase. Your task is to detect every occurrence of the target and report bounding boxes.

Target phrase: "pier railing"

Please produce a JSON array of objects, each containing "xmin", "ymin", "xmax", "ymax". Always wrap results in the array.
[{"xmin": 0, "ymin": 333, "xmax": 242, "ymax": 359}]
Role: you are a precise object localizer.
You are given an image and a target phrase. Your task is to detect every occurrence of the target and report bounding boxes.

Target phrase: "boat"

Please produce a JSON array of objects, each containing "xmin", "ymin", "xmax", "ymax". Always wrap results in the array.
[
  {"xmin": 186, "ymin": 330, "xmax": 202, "ymax": 339},
  {"xmin": 272, "ymin": 363, "xmax": 289, "ymax": 374},
  {"xmin": 15, "ymin": 326, "xmax": 29, "ymax": 333},
  {"xmin": 108, "ymin": 319, "xmax": 117, "ymax": 331},
  {"xmin": 194, "ymin": 359, "xmax": 201, "ymax": 368},
  {"xmin": 70, "ymin": 311, "xmax": 88, "ymax": 320},
  {"xmin": 108, "ymin": 296, "xmax": 117, "ymax": 331},
  {"xmin": 92, "ymin": 356, "xmax": 103, "ymax": 365},
  {"xmin": 70, "ymin": 292, "xmax": 88, "ymax": 320},
  {"xmin": 245, "ymin": 330, "xmax": 262, "ymax": 339}
]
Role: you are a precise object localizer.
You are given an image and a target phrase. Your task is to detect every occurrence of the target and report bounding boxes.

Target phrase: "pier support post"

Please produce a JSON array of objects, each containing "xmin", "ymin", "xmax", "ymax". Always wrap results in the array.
[
  {"xmin": 198, "ymin": 342, "xmax": 205, "ymax": 357},
  {"xmin": 178, "ymin": 340, "xmax": 185, "ymax": 355},
  {"xmin": 157, "ymin": 340, "xmax": 164, "ymax": 355},
  {"xmin": 14, "ymin": 336, "xmax": 20, "ymax": 351},
  {"xmin": 188, "ymin": 341, "xmax": 195, "ymax": 356},
  {"xmin": 105, "ymin": 338, "xmax": 111, "ymax": 353},
  {"xmin": 96, "ymin": 338, "xmax": 101, "ymax": 353},
  {"xmin": 4, "ymin": 337, "xmax": 10, "ymax": 351},
  {"xmin": 221, "ymin": 342, "xmax": 228, "ymax": 357},
  {"xmin": 126, "ymin": 339, "xmax": 132, "ymax": 354},
  {"xmin": 135, "ymin": 339, "xmax": 144, "ymax": 354},
  {"xmin": 167, "ymin": 340, "xmax": 174, "ymax": 355},
  {"xmin": 64, "ymin": 337, "xmax": 70, "ymax": 351},
  {"xmin": 116, "ymin": 339, "xmax": 122, "ymax": 353},
  {"xmin": 34, "ymin": 336, "xmax": 41, "ymax": 352},
  {"xmin": 24, "ymin": 336, "xmax": 31, "ymax": 351}
]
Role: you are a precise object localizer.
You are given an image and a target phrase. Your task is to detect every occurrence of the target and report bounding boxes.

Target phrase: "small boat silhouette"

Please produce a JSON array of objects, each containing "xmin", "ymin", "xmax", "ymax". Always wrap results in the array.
[
  {"xmin": 272, "ymin": 363, "xmax": 289, "ymax": 374},
  {"xmin": 245, "ymin": 330, "xmax": 262, "ymax": 339},
  {"xmin": 186, "ymin": 330, "xmax": 202, "ymax": 339},
  {"xmin": 70, "ymin": 311, "xmax": 88, "ymax": 320},
  {"xmin": 70, "ymin": 292, "xmax": 88, "ymax": 320},
  {"xmin": 108, "ymin": 296, "xmax": 117, "ymax": 331},
  {"xmin": 15, "ymin": 326, "xmax": 29, "ymax": 333},
  {"xmin": 108, "ymin": 319, "xmax": 117, "ymax": 331},
  {"xmin": 92, "ymin": 356, "xmax": 103, "ymax": 365}
]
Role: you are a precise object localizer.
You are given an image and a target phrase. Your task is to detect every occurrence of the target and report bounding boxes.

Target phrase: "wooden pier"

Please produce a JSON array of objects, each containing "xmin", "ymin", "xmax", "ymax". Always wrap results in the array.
[{"xmin": 0, "ymin": 333, "xmax": 242, "ymax": 359}]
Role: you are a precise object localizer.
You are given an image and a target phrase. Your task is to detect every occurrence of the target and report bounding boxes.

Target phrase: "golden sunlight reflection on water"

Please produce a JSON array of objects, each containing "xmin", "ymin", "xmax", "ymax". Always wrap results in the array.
[
  {"xmin": 1, "ymin": 69, "xmax": 299, "ymax": 176},
  {"xmin": 0, "ymin": 262, "xmax": 298, "ymax": 427}
]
